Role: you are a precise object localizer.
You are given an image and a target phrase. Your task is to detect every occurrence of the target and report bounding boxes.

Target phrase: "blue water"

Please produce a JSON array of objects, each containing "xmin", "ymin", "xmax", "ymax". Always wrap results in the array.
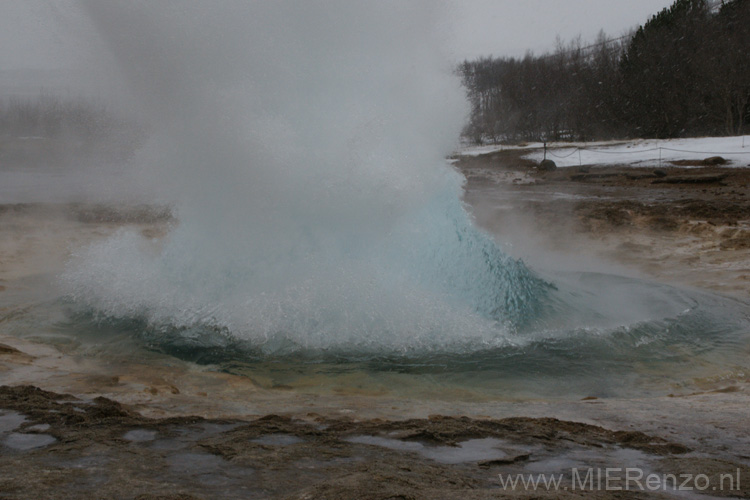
[{"xmin": 57, "ymin": 253, "xmax": 750, "ymax": 399}]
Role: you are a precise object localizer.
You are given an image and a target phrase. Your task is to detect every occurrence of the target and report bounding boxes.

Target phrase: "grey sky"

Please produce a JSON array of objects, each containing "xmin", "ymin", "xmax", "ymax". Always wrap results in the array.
[
  {"xmin": 447, "ymin": 0, "xmax": 676, "ymax": 59},
  {"xmin": 0, "ymin": 1, "xmax": 676, "ymax": 87}
]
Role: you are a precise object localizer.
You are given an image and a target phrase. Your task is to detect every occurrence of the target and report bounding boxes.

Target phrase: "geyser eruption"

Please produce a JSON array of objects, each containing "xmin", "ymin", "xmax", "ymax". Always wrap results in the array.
[{"xmin": 64, "ymin": 1, "xmax": 550, "ymax": 354}]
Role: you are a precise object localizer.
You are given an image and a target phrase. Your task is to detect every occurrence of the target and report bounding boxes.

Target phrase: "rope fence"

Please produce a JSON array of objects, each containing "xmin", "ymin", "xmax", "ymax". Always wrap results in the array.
[
  {"xmin": 547, "ymin": 147, "xmax": 747, "ymax": 158},
  {"xmin": 541, "ymin": 140, "xmax": 750, "ymax": 167}
]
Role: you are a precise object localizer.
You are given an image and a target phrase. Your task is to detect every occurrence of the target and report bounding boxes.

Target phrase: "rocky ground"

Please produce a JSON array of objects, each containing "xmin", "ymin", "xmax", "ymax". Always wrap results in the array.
[{"xmin": 1, "ymin": 384, "xmax": 748, "ymax": 499}]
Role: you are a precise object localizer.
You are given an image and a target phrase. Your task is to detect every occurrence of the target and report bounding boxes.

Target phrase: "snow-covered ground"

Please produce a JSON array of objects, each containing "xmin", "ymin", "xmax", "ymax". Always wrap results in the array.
[
  {"xmin": 455, "ymin": 142, "xmax": 544, "ymax": 156},
  {"xmin": 457, "ymin": 136, "xmax": 750, "ymax": 168}
]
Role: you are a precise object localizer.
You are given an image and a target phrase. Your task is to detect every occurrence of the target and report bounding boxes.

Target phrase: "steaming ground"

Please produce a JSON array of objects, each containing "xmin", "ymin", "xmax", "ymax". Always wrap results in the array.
[{"xmin": 457, "ymin": 144, "xmax": 750, "ymax": 298}]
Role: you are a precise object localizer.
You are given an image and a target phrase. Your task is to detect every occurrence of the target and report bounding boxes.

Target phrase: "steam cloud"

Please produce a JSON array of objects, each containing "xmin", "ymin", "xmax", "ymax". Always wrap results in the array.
[{"xmin": 65, "ymin": 1, "xmax": 547, "ymax": 353}]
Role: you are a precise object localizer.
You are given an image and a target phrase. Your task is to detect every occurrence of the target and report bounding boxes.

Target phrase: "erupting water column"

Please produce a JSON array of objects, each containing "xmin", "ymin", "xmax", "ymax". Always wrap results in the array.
[{"xmin": 64, "ymin": 1, "xmax": 549, "ymax": 355}]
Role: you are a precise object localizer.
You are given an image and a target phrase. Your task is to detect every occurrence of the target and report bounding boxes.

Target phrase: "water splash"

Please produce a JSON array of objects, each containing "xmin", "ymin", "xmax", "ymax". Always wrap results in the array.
[{"xmin": 63, "ymin": 1, "xmax": 551, "ymax": 354}]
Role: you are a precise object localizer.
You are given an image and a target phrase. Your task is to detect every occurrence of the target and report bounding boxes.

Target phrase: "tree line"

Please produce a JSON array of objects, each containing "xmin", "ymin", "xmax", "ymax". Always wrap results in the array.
[
  {"xmin": 0, "ymin": 95, "xmax": 135, "ymax": 141},
  {"xmin": 0, "ymin": 95, "xmax": 146, "ymax": 167},
  {"xmin": 458, "ymin": 0, "xmax": 750, "ymax": 143}
]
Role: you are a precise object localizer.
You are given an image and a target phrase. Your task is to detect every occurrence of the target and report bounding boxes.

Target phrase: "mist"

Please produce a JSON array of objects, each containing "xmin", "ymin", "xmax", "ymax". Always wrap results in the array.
[{"xmin": 61, "ymin": 1, "xmax": 551, "ymax": 353}]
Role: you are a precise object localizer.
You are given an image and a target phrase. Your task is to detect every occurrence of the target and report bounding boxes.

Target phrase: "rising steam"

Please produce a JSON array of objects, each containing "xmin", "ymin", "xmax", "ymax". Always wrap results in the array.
[{"xmin": 64, "ymin": 1, "xmax": 548, "ymax": 353}]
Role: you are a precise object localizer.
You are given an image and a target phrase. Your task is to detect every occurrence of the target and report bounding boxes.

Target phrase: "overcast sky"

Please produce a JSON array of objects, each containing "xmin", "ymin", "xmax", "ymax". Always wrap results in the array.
[
  {"xmin": 447, "ymin": 0, "xmax": 675, "ymax": 59},
  {"xmin": 0, "ymin": 1, "xmax": 676, "ymax": 78}
]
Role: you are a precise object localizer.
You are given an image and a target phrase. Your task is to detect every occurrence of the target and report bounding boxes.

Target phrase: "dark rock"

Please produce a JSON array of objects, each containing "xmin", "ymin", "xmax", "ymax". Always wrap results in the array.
[
  {"xmin": 650, "ymin": 216, "xmax": 679, "ymax": 231},
  {"xmin": 652, "ymin": 174, "xmax": 728, "ymax": 184},
  {"xmin": 570, "ymin": 172, "xmax": 622, "ymax": 181},
  {"xmin": 703, "ymin": 156, "xmax": 726, "ymax": 166},
  {"xmin": 538, "ymin": 159, "xmax": 557, "ymax": 171},
  {"xmin": 135, "ymin": 495, "xmax": 203, "ymax": 500},
  {"xmin": 477, "ymin": 454, "xmax": 531, "ymax": 468},
  {"xmin": 625, "ymin": 172, "xmax": 658, "ymax": 180},
  {"xmin": 653, "ymin": 169, "xmax": 667, "ymax": 177},
  {"xmin": 0, "ymin": 343, "xmax": 22, "ymax": 355}
]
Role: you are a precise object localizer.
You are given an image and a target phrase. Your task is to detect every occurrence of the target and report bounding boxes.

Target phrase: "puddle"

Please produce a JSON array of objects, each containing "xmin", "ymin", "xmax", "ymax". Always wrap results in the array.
[
  {"xmin": 523, "ymin": 447, "xmax": 652, "ymax": 474},
  {"xmin": 3, "ymin": 432, "xmax": 57, "ymax": 450},
  {"xmin": 251, "ymin": 434, "xmax": 305, "ymax": 446},
  {"xmin": 346, "ymin": 435, "xmax": 512, "ymax": 464},
  {"xmin": 347, "ymin": 435, "xmax": 423, "ymax": 453},
  {"xmin": 124, "ymin": 429, "xmax": 158, "ymax": 442},
  {"xmin": 167, "ymin": 452, "xmax": 226, "ymax": 474},
  {"xmin": 519, "ymin": 447, "xmax": 735, "ymax": 500},
  {"xmin": 150, "ymin": 438, "xmax": 187, "ymax": 451},
  {"xmin": 422, "ymin": 438, "xmax": 510, "ymax": 464},
  {"xmin": 166, "ymin": 452, "xmax": 252, "ymax": 486},
  {"xmin": 0, "ymin": 411, "xmax": 26, "ymax": 433}
]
